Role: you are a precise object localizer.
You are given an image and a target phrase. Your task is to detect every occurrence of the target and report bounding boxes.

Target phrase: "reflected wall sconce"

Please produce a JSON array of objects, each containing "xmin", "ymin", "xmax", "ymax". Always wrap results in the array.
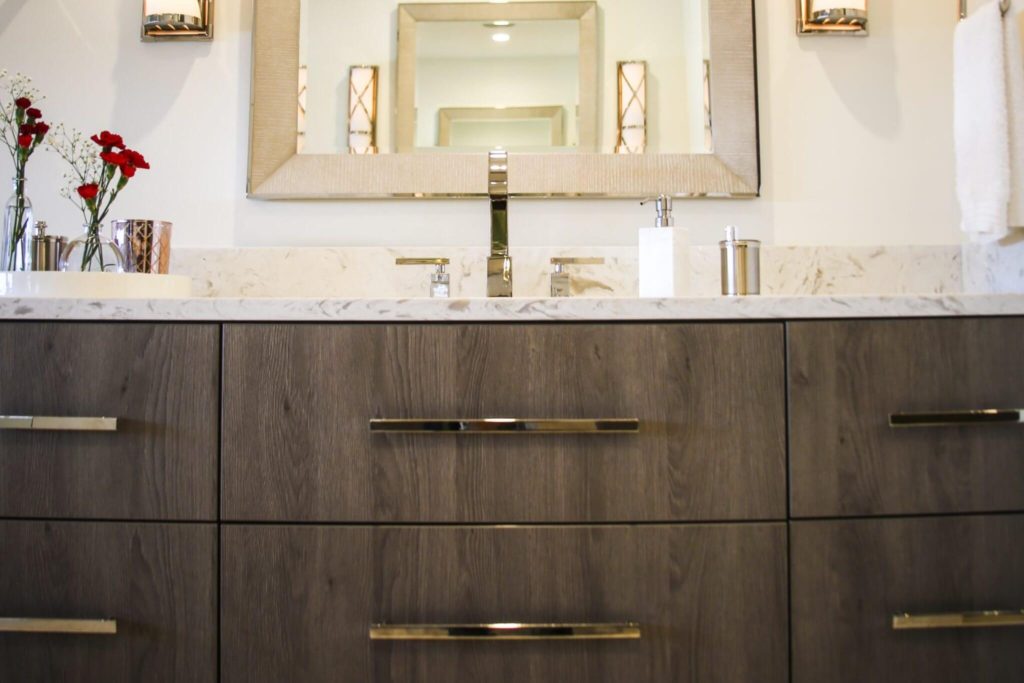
[
  {"xmin": 348, "ymin": 66, "xmax": 379, "ymax": 155},
  {"xmin": 616, "ymin": 61, "xmax": 647, "ymax": 155},
  {"xmin": 142, "ymin": 0, "xmax": 214, "ymax": 41},
  {"xmin": 796, "ymin": 0, "xmax": 868, "ymax": 36}
]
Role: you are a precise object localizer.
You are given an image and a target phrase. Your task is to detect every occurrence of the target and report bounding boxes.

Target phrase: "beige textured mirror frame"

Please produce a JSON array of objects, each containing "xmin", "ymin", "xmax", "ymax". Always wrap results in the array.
[{"xmin": 248, "ymin": 0, "xmax": 759, "ymax": 199}]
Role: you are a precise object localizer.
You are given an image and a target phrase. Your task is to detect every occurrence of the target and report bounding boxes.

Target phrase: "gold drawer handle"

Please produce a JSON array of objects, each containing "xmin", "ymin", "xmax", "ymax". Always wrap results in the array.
[
  {"xmin": 0, "ymin": 416, "xmax": 119, "ymax": 432},
  {"xmin": 889, "ymin": 409, "xmax": 1024, "ymax": 428},
  {"xmin": 370, "ymin": 622, "xmax": 641, "ymax": 641},
  {"xmin": 0, "ymin": 618, "xmax": 117, "ymax": 635},
  {"xmin": 892, "ymin": 610, "xmax": 1024, "ymax": 630},
  {"xmin": 369, "ymin": 419, "xmax": 640, "ymax": 434}
]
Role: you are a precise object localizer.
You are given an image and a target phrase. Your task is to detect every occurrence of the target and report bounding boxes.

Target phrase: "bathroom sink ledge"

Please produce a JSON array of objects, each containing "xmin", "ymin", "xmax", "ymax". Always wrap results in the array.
[{"xmin": 1, "ymin": 293, "xmax": 1023, "ymax": 322}]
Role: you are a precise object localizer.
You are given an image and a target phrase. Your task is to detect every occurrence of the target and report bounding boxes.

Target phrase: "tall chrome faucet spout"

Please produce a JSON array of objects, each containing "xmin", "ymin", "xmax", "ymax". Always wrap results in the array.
[{"xmin": 487, "ymin": 149, "xmax": 513, "ymax": 297}]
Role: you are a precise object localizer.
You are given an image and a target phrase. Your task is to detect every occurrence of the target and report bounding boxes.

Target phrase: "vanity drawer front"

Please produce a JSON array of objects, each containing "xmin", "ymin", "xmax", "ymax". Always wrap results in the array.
[
  {"xmin": 222, "ymin": 523, "xmax": 788, "ymax": 683},
  {"xmin": 222, "ymin": 323, "xmax": 786, "ymax": 522},
  {"xmin": 0, "ymin": 520, "xmax": 217, "ymax": 683},
  {"xmin": 0, "ymin": 322, "xmax": 219, "ymax": 520},
  {"xmin": 792, "ymin": 515, "xmax": 1024, "ymax": 683},
  {"xmin": 789, "ymin": 318, "xmax": 1024, "ymax": 517}
]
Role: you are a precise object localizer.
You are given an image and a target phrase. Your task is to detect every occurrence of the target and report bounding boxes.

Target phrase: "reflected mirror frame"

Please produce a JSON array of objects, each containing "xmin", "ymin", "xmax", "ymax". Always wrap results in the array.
[
  {"xmin": 248, "ymin": 0, "xmax": 759, "ymax": 199},
  {"xmin": 438, "ymin": 107, "xmax": 566, "ymax": 148},
  {"xmin": 396, "ymin": 2, "xmax": 598, "ymax": 154}
]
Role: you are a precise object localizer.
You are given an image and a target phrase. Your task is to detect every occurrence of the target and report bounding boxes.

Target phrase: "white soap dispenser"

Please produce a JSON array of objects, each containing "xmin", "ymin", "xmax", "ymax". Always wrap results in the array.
[{"xmin": 638, "ymin": 195, "xmax": 688, "ymax": 298}]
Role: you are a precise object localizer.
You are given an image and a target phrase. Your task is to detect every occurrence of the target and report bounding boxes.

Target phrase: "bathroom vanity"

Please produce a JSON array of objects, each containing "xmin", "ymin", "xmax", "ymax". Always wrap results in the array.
[{"xmin": 1, "ymin": 296, "xmax": 1023, "ymax": 682}]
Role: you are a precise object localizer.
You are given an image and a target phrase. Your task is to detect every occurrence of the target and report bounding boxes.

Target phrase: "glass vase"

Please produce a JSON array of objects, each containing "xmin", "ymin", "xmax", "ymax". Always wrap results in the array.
[
  {"xmin": 2, "ymin": 177, "xmax": 33, "ymax": 271},
  {"xmin": 60, "ymin": 225, "xmax": 126, "ymax": 273}
]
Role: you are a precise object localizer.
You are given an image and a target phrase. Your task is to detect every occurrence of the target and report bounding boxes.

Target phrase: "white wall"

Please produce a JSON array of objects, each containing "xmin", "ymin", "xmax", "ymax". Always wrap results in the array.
[{"xmin": 0, "ymin": 0, "xmax": 962, "ymax": 248}]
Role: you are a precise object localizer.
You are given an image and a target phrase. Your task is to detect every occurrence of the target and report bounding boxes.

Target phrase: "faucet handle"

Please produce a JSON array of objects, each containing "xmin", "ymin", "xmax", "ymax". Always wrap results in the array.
[
  {"xmin": 550, "ymin": 257, "xmax": 606, "ymax": 297},
  {"xmin": 396, "ymin": 257, "xmax": 451, "ymax": 299}
]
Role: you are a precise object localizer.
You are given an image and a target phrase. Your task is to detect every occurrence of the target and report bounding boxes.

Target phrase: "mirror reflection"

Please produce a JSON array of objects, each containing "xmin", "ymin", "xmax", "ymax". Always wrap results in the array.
[
  {"xmin": 417, "ymin": 19, "xmax": 581, "ymax": 152},
  {"xmin": 298, "ymin": 0, "xmax": 711, "ymax": 156}
]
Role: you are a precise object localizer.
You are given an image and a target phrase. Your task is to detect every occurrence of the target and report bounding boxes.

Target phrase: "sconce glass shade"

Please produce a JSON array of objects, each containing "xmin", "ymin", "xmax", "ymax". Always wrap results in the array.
[
  {"xmin": 142, "ymin": 0, "xmax": 213, "ymax": 41},
  {"xmin": 616, "ymin": 61, "xmax": 647, "ymax": 155},
  {"xmin": 145, "ymin": 0, "xmax": 201, "ymax": 27},
  {"xmin": 798, "ymin": 0, "xmax": 867, "ymax": 34},
  {"xmin": 348, "ymin": 66, "xmax": 379, "ymax": 155},
  {"xmin": 809, "ymin": 0, "xmax": 866, "ymax": 24}
]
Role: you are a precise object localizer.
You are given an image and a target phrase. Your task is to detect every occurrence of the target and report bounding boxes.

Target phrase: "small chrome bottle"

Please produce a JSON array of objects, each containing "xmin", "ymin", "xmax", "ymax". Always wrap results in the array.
[
  {"xmin": 30, "ymin": 221, "xmax": 66, "ymax": 272},
  {"xmin": 719, "ymin": 226, "xmax": 761, "ymax": 296}
]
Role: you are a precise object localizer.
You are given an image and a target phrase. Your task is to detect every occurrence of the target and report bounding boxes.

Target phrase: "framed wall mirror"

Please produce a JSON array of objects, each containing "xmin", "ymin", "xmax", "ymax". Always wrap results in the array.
[{"xmin": 248, "ymin": 0, "xmax": 758, "ymax": 199}]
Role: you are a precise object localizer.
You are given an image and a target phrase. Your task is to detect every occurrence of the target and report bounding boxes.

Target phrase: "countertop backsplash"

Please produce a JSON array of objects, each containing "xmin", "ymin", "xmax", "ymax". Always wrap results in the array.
[{"xmin": 171, "ymin": 245, "xmax": 965, "ymax": 299}]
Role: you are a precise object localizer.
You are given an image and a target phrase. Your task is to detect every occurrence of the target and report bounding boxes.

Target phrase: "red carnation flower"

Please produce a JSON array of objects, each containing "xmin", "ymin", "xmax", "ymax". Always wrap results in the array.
[
  {"xmin": 77, "ymin": 183, "xmax": 99, "ymax": 200},
  {"xmin": 90, "ymin": 131, "xmax": 125, "ymax": 150},
  {"xmin": 19, "ymin": 123, "xmax": 35, "ymax": 135},
  {"xmin": 120, "ymin": 164, "xmax": 137, "ymax": 178},
  {"xmin": 33, "ymin": 122, "xmax": 49, "ymax": 137},
  {"xmin": 100, "ymin": 151, "xmax": 127, "ymax": 166},
  {"xmin": 14, "ymin": 97, "xmax": 31, "ymax": 109},
  {"xmin": 122, "ymin": 148, "xmax": 150, "ymax": 170},
  {"xmin": 26, "ymin": 108, "xmax": 41, "ymax": 120},
  {"xmin": 17, "ymin": 134, "xmax": 33, "ymax": 148}
]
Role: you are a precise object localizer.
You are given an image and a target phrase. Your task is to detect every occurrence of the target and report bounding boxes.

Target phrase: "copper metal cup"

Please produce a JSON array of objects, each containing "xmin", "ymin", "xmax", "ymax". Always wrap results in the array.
[{"xmin": 111, "ymin": 220, "xmax": 173, "ymax": 274}]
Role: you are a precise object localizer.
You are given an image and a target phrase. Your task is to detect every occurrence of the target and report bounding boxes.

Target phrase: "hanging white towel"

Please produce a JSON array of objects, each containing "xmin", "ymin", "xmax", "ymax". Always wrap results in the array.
[
  {"xmin": 955, "ymin": 1, "xmax": 1012, "ymax": 242},
  {"xmin": 1005, "ymin": 1, "xmax": 1024, "ymax": 228}
]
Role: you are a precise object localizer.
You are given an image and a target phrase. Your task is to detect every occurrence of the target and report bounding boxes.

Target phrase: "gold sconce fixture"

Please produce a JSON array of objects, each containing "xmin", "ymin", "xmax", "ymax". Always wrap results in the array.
[
  {"xmin": 142, "ymin": 0, "xmax": 214, "ymax": 41},
  {"xmin": 796, "ymin": 0, "xmax": 868, "ymax": 36},
  {"xmin": 348, "ymin": 66, "xmax": 379, "ymax": 155},
  {"xmin": 616, "ymin": 61, "xmax": 647, "ymax": 155}
]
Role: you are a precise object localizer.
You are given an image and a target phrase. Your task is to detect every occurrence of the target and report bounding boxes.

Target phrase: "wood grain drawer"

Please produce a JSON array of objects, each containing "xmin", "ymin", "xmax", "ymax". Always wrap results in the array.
[
  {"xmin": 0, "ymin": 520, "xmax": 217, "ymax": 682},
  {"xmin": 0, "ymin": 323, "xmax": 219, "ymax": 520},
  {"xmin": 789, "ymin": 318, "xmax": 1024, "ymax": 517},
  {"xmin": 222, "ymin": 523, "xmax": 788, "ymax": 683},
  {"xmin": 222, "ymin": 323, "xmax": 786, "ymax": 522},
  {"xmin": 792, "ymin": 515, "xmax": 1024, "ymax": 683}
]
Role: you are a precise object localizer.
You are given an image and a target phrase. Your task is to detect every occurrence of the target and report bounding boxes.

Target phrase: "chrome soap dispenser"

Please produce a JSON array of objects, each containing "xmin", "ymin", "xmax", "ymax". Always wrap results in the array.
[{"xmin": 638, "ymin": 195, "xmax": 689, "ymax": 298}]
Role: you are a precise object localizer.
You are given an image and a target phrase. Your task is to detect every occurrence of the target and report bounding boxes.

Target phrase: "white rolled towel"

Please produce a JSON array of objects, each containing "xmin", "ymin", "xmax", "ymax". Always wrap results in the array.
[
  {"xmin": 955, "ymin": 0, "xmax": 1019, "ymax": 242},
  {"xmin": 1006, "ymin": 2, "xmax": 1024, "ymax": 228}
]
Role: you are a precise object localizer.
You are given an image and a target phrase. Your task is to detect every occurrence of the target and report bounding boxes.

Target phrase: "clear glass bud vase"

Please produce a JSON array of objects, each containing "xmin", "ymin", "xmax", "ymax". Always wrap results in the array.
[
  {"xmin": 60, "ymin": 224, "xmax": 126, "ymax": 273},
  {"xmin": 2, "ymin": 177, "xmax": 33, "ymax": 271}
]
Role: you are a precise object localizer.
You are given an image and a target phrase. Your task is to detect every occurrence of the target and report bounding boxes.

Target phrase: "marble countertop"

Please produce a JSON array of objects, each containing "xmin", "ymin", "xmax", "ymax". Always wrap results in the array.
[{"xmin": 2, "ymin": 294, "xmax": 1023, "ymax": 322}]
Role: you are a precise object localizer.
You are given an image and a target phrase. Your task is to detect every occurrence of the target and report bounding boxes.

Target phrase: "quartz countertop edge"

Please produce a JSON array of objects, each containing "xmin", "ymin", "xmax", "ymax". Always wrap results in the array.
[{"xmin": 1, "ymin": 294, "xmax": 1023, "ymax": 321}]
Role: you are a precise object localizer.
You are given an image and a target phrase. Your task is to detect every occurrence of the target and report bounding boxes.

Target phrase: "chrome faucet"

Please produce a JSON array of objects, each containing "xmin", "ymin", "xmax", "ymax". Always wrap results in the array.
[{"xmin": 487, "ymin": 150, "xmax": 513, "ymax": 297}]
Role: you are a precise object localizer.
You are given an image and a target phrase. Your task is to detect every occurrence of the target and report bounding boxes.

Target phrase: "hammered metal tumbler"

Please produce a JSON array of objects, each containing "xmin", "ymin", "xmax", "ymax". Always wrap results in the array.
[{"xmin": 112, "ymin": 220, "xmax": 173, "ymax": 274}]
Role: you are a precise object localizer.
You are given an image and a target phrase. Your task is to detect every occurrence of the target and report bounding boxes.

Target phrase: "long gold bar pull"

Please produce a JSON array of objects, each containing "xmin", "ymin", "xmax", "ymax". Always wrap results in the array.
[
  {"xmin": 370, "ymin": 622, "xmax": 642, "ymax": 641},
  {"xmin": 0, "ymin": 618, "xmax": 118, "ymax": 635},
  {"xmin": 892, "ymin": 610, "xmax": 1024, "ymax": 630},
  {"xmin": 369, "ymin": 418, "xmax": 640, "ymax": 434},
  {"xmin": 0, "ymin": 416, "xmax": 119, "ymax": 432},
  {"xmin": 889, "ymin": 409, "xmax": 1024, "ymax": 428}
]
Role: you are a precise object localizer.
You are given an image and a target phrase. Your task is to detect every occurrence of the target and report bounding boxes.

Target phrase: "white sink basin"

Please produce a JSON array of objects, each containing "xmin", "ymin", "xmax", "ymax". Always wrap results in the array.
[{"xmin": 0, "ymin": 272, "xmax": 193, "ymax": 299}]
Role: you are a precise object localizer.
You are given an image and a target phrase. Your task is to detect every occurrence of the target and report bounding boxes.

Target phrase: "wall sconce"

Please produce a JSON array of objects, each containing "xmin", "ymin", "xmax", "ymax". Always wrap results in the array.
[
  {"xmin": 348, "ymin": 66, "xmax": 379, "ymax": 155},
  {"xmin": 616, "ymin": 61, "xmax": 647, "ymax": 155},
  {"xmin": 796, "ymin": 0, "xmax": 868, "ymax": 36},
  {"xmin": 142, "ymin": 0, "xmax": 214, "ymax": 41}
]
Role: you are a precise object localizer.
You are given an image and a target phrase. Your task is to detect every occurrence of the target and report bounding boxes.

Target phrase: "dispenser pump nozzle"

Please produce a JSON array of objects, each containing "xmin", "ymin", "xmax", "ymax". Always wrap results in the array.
[{"xmin": 641, "ymin": 194, "xmax": 674, "ymax": 227}]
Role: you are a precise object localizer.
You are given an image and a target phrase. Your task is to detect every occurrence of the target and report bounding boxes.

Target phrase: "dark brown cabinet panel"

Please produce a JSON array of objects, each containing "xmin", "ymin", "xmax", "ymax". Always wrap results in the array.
[
  {"xmin": 0, "ymin": 323, "xmax": 220, "ymax": 520},
  {"xmin": 222, "ymin": 323, "xmax": 786, "ymax": 522},
  {"xmin": 789, "ymin": 318, "xmax": 1024, "ymax": 517},
  {"xmin": 0, "ymin": 520, "xmax": 217, "ymax": 682},
  {"xmin": 792, "ymin": 515, "xmax": 1024, "ymax": 683},
  {"xmin": 222, "ymin": 523, "xmax": 788, "ymax": 683}
]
